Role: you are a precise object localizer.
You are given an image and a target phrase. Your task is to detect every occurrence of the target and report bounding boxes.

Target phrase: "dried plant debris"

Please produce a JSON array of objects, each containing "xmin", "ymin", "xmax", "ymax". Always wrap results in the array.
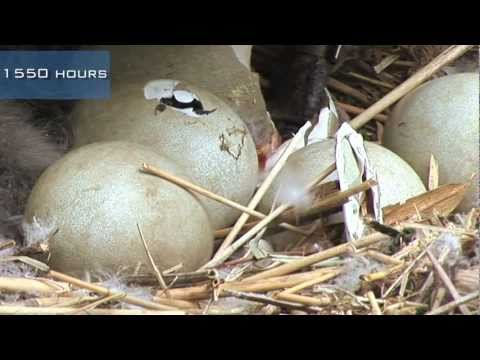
[
  {"xmin": 0, "ymin": 261, "xmax": 36, "ymax": 279},
  {"xmin": 203, "ymin": 297, "xmax": 264, "ymax": 315},
  {"xmin": 0, "ymin": 258, "xmax": 39, "ymax": 304},
  {"xmin": 94, "ymin": 272, "xmax": 153, "ymax": 310},
  {"xmin": 430, "ymin": 233, "xmax": 462, "ymax": 267},
  {"xmin": 22, "ymin": 217, "xmax": 56, "ymax": 247},
  {"xmin": 332, "ymin": 256, "xmax": 385, "ymax": 293},
  {"xmin": 404, "ymin": 45, "xmax": 452, "ymax": 68}
]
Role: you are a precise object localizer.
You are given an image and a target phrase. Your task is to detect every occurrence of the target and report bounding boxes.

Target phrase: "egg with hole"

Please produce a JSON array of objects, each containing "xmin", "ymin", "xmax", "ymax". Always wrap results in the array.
[
  {"xmin": 71, "ymin": 81, "xmax": 259, "ymax": 229},
  {"xmin": 383, "ymin": 73, "xmax": 479, "ymax": 212},
  {"xmin": 82, "ymin": 45, "xmax": 277, "ymax": 155},
  {"xmin": 258, "ymin": 139, "xmax": 427, "ymax": 214},
  {"xmin": 24, "ymin": 141, "xmax": 214, "ymax": 276}
]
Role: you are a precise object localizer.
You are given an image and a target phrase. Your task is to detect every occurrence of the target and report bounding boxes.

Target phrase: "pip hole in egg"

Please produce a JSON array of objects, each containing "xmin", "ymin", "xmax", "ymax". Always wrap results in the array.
[{"xmin": 1, "ymin": 45, "xmax": 479, "ymax": 316}]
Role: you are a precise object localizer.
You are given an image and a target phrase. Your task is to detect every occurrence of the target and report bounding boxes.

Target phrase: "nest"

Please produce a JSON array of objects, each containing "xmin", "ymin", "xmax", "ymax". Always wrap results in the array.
[{"xmin": 0, "ymin": 45, "xmax": 478, "ymax": 315}]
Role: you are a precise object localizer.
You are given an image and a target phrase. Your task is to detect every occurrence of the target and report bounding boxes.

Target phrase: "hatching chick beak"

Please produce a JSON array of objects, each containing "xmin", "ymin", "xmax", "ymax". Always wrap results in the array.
[{"xmin": 257, "ymin": 128, "xmax": 283, "ymax": 172}]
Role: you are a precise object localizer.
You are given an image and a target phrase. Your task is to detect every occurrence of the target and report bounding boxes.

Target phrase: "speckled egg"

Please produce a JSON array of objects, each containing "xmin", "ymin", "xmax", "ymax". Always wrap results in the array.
[
  {"xmin": 384, "ymin": 73, "xmax": 479, "ymax": 212},
  {"xmin": 24, "ymin": 141, "xmax": 214, "ymax": 276},
  {"xmin": 258, "ymin": 139, "xmax": 427, "ymax": 213},
  {"xmin": 71, "ymin": 81, "xmax": 259, "ymax": 229}
]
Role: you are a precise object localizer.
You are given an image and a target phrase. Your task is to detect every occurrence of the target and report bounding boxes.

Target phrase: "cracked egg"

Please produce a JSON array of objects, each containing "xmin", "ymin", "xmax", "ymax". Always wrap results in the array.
[
  {"xmin": 82, "ymin": 45, "xmax": 278, "ymax": 160},
  {"xmin": 71, "ymin": 80, "xmax": 259, "ymax": 229},
  {"xmin": 24, "ymin": 141, "xmax": 214, "ymax": 276},
  {"xmin": 258, "ymin": 139, "xmax": 427, "ymax": 214}
]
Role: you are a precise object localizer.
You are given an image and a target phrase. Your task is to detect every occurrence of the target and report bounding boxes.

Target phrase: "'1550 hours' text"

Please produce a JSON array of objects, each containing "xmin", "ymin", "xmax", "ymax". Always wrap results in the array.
[{"xmin": 3, "ymin": 68, "xmax": 109, "ymax": 79}]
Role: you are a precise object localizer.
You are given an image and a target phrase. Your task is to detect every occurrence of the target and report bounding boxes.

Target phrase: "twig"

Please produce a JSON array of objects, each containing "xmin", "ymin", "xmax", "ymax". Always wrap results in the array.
[
  {"xmin": 383, "ymin": 245, "xmax": 433, "ymax": 298},
  {"xmin": 0, "ymin": 255, "xmax": 50, "ymax": 271},
  {"xmin": 367, "ymin": 291, "xmax": 382, "ymax": 315},
  {"xmin": 376, "ymin": 120, "xmax": 384, "ymax": 144},
  {"xmin": 392, "ymin": 60, "xmax": 416, "ymax": 67},
  {"xmin": 401, "ymin": 223, "xmax": 475, "ymax": 237},
  {"xmin": 213, "ymin": 121, "xmax": 313, "ymax": 259},
  {"xmin": 222, "ymin": 255, "xmax": 254, "ymax": 267},
  {"xmin": 314, "ymin": 285, "xmax": 370, "ymax": 310},
  {"xmin": 124, "ymin": 270, "xmax": 216, "ymax": 287},
  {"xmin": 203, "ymin": 204, "xmax": 290, "ymax": 269},
  {"xmin": 282, "ymin": 180, "xmax": 377, "ymax": 225},
  {"xmin": 0, "ymin": 240, "xmax": 16, "ymax": 252},
  {"xmin": 214, "ymin": 222, "xmax": 257, "ymax": 239},
  {"xmin": 454, "ymin": 266, "xmax": 480, "ymax": 294},
  {"xmin": 162, "ymin": 263, "xmax": 184, "ymax": 275},
  {"xmin": 221, "ymin": 289, "xmax": 320, "ymax": 313},
  {"xmin": 426, "ymin": 291, "xmax": 479, "ymax": 315},
  {"xmin": 0, "ymin": 277, "xmax": 71, "ymax": 295},
  {"xmin": 156, "ymin": 268, "xmax": 339, "ymax": 301},
  {"xmin": 346, "ymin": 71, "xmax": 395, "ymax": 89},
  {"xmin": 374, "ymin": 54, "xmax": 401, "ymax": 74},
  {"xmin": 152, "ymin": 296, "xmax": 199, "ymax": 310},
  {"xmin": 383, "ymin": 301, "xmax": 428, "ymax": 314},
  {"xmin": 275, "ymin": 292, "xmax": 331, "ymax": 307},
  {"xmin": 365, "ymin": 250, "xmax": 404, "ymax": 265},
  {"xmin": 307, "ymin": 163, "xmax": 338, "ymax": 189},
  {"xmin": 243, "ymin": 232, "xmax": 390, "ymax": 282},
  {"xmin": 137, "ymin": 223, "xmax": 167, "ymax": 290},
  {"xmin": 280, "ymin": 269, "xmax": 342, "ymax": 295},
  {"xmin": 416, "ymin": 248, "xmax": 450, "ymax": 302},
  {"xmin": 48, "ymin": 270, "xmax": 179, "ymax": 311},
  {"xmin": 336, "ymin": 102, "xmax": 388, "ymax": 122},
  {"xmin": 384, "ymin": 306, "xmax": 420, "ymax": 315},
  {"xmin": 142, "ymin": 164, "xmax": 308, "ymax": 236},
  {"xmin": 383, "ymin": 183, "xmax": 469, "ymax": 225},
  {"xmin": 431, "ymin": 287, "xmax": 447, "ymax": 310},
  {"xmin": 16, "ymin": 296, "xmax": 97, "ymax": 308},
  {"xmin": 155, "ymin": 283, "xmax": 211, "ymax": 301},
  {"xmin": 70, "ymin": 293, "xmax": 126, "ymax": 315},
  {"xmin": 426, "ymin": 249, "xmax": 471, "ymax": 315},
  {"xmin": 349, "ymin": 45, "xmax": 474, "ymax": 129},
  {"xmin": 362, "ymin": 263, "xmax": 405, "ymax": 282},
  {"xmin": 327, "ymin": 77, "xmax": 371, "ymax": 105},
  {"xmin": 0, "ymin": 306, "xmax": 186, "ymax": 315}
]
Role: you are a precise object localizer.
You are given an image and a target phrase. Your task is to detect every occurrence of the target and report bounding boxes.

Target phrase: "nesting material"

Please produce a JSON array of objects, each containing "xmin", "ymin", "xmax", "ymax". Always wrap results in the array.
[
  {"xmin": 22, "ymin": 217, "xmax": 56, "ymax": 247},
  {"xmin": 24, "ymin": 141, "xmax": 214, "ymax": 275},
  {"xmin": 71, "ymin": 81, "xmax": 259, "ymax": 230},
  {"xmin": 430, "ymin": 233, "xmax": 462, "ymax": 267},
  {"xmin": 454, "ymin": 266, "xmax": 479, "ymax": 294},
  {"xmin": 332, "ymin": 256, "xmax": 384, "ymax": 293},
  {"xmin": 97, "ymin": 273, "xmax": 152, "ymax": 310},
  {"xmin": 384, "ymin": 73, "xmax": 479, "ymax": 211}
]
